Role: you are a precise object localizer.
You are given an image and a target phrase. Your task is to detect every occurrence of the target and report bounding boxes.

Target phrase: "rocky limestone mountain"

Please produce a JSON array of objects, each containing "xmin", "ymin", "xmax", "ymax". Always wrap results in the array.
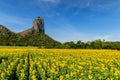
[
  {"xmin": 19, "ymin": 16, "xmax": 44, "ymax": 36},
  {"xmin": 0, "ymin": 17, "xmax": 60, "ymax": 47}
]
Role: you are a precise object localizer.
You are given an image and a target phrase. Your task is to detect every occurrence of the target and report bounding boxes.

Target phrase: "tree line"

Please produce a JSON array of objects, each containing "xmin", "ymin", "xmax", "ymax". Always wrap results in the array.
[
  {"xmin": 0, "ymin": 29, "xmax": 120, "ymax": 50},
  {"xmin": 52, "ymin": 39, "xmax": 120, "ymax": 50}
]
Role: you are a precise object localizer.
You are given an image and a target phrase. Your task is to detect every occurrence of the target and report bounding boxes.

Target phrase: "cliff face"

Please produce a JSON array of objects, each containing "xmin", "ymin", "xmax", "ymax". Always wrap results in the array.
[
  {"xmin": 19, "ymin": 16, "xmax": 45, "ymax": 36},
  {"xmin": 0, "ymin": 17, "xmax": 60, "ymax": 47},
  {"xmin": 32, "ymin": 16, "xmax": 44, "ymax": 33}
]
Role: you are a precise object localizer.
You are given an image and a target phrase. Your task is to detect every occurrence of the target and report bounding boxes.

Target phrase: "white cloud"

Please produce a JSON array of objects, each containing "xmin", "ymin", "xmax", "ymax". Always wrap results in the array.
[
  {"xmin": 95, "ymin": 35, "xmax": 111, "ymax": 40},
  {"xmin": 33, "ymin": 0, "xmax": 60, "ymax": 10},
  {"xmin": 32, "ymin": 0, "xmax": 120, "ymax": 12},
  {"xmin": 104, "ymin": 35, "xmax": 120, "ymax": 42},
  {"xmin": 46, "ymin": 23, "xmax": 111, "ymax": 43},
  {"xmin": 62, "ymin": 0, "xmax": 120, "ymax": 11},
  {"xmin": 50, "ymin": 29, "xmax": 120, "ymax": 43},
  {"xmin": 46, "ymin": 22, "xmax": 120, "ymax": 43},
  {"xmin": 40, "ymin": 0, "xmax": 60, "ymax": 3}
]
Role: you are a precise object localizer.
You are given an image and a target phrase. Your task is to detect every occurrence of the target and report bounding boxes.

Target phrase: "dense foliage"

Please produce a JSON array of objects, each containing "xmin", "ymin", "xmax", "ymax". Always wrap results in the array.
[
  {"xmin": 0, "ymin": 25, "xmax": 60, "ymax": 48},
  {"xmin": 55, "ymin": 39, "xmax": 120, "ymax": 50},
  {"xmin": 0, "ymin": 49, "xmax": 120, "ymax": 80}
]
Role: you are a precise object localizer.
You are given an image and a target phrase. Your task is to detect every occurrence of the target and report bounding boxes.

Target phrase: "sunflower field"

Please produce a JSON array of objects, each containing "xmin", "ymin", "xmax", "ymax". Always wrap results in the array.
[{"xmin": 0, "ymin": 49, "xmax": 120, "ymax": 80}]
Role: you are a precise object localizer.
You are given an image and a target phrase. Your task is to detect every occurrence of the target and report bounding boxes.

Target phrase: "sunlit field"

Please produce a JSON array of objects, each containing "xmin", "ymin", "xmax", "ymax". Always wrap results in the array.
[{"xmin": 0, "ymin": 48, "xmax": 120, "ymax": 80}]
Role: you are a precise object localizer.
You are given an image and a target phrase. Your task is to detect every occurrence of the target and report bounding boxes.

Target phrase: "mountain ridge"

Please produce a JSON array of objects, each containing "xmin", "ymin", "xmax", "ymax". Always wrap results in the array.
[{"xmin": 0, "ymin": 17, "xmax": 60, "ymax": 48}]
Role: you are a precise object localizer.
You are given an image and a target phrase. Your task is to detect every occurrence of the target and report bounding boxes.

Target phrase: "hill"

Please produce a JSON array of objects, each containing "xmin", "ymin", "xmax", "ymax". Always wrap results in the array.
[{"xmin": 0, "ymin": 17, "xmax": 60, "ymax": 48}]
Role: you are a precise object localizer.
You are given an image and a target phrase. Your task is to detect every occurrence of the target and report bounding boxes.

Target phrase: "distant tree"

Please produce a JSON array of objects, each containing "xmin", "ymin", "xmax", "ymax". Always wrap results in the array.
[
  {"xmin": 76, "ymin": 40, "xmax": 85, "ymax": 49},
  {"xmin": 63, "ymin": 41, "xmax": 76, "ymax": 49}
]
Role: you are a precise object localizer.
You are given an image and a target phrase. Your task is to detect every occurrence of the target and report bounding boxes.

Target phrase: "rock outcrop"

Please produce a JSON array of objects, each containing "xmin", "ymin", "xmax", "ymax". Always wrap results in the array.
[
  {"xmin": 32, "ymin": 16, "xmax": 44, "ymax": 33},
  {"xmin": 19, "ymin": 16, "xmax": 45, "ymax": 36}
]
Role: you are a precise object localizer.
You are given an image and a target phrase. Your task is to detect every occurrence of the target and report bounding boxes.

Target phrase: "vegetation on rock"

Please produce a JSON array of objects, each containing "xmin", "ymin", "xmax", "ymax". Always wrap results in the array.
[{"xmin": 0, "ymin": 17, "xmax": 60, "ymax": 48}]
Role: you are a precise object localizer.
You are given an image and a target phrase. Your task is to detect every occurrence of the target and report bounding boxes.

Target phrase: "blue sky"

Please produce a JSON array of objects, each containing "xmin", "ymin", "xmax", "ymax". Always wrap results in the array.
[{"xmin": 0, "ymin": 0, "xmax": 120, "ymax": 42}]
